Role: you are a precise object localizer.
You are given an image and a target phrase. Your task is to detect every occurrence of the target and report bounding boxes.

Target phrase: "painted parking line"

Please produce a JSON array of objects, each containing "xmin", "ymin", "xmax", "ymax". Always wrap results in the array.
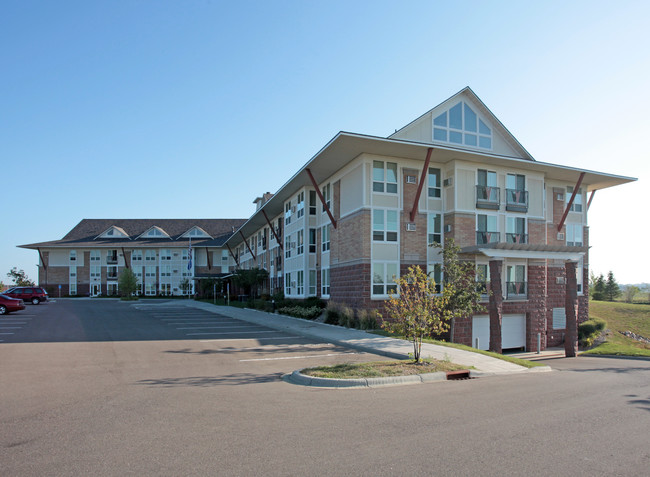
[
  {"xmin": 176, "ymin": 326, "xmax": 258, "ymax": 330},
  {"xmin": 199, "ymin": 336, "xmax": 301, "ymax": 342},
  {"xmin": 0, "ymin": 327, "xmax": 23, "ymax": 329},
  {"xmin": 240, "ymin": 352, "xmax": 361, "ymax": 362},
  {"xmin": 0, "ymin": 333, "xmax": 15, "ymax": 335},
  {"xmin": 186, "ymin": 330, "xmax": 286, "ymax": 336}
]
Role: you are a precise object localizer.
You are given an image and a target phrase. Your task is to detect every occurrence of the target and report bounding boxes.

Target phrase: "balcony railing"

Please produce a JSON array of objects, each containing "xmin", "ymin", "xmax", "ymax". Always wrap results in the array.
[
  {"xmin": 505, "ymin": 188, "xmax": 529, "ymax": 212},
  {"xmin": 106, "ymin": 256, "xmax": 118, "ymax": 264},
  {"xmin": 506, "ymin": 233, "xmax": 528, "ymax": 244},
  {"xmin": 506, "ymin": 281, "xmax": 527, "ymax": 299},
  {"xmin": 476, "ymin": 231, "xmax": 500, "ymax": 245},
  {"xmin": 476, "ymin": 185, "xmax": 500, "ymax": 210}
]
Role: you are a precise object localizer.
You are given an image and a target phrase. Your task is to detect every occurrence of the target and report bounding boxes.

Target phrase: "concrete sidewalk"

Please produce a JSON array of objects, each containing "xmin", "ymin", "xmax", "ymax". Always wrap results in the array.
[{"xmin": 185, "ymin": 301, "xmax": 550, "ymax": 376}]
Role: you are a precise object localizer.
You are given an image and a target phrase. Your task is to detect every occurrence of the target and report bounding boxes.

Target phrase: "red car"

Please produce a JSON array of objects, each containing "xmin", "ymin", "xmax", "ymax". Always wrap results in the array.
[
  {"xmin": 0, "ymin": 294, "xmax": 26, "ymax": 315},
  {"xmin": 3, "ymin": 286, "xmax": 49, "ymax": 305}
]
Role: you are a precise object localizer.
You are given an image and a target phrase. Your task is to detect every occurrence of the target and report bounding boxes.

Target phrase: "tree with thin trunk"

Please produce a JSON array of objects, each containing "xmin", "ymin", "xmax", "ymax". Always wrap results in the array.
[
  {"xmin": 6, "ymin": 268, "xmax": 35, "ymax": 287},
  {"xmin": 381, "ymin": 265, "xmax": 452, "ymax": 363},
  {"xmin": 118, "ymin": 268, "xmax": 138, "ymax": 299}
]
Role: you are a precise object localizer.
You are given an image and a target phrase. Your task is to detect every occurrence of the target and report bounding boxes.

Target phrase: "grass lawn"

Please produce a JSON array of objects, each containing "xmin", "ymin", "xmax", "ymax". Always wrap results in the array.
[
  {"xmin": 302, "ymin": 359, "xmax": 467, "ymax": 379},
  {"xmin": 370, "ymin": 330, "xmax": 544, "ymax": 368},
  {"xmin": 583, "ymin": 301, "xmax": 650, "ymax": 357}
]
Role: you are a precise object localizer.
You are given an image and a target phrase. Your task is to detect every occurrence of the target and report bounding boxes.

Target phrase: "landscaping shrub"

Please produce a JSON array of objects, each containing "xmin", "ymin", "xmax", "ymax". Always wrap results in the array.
[
  {"xmin": 325, "ymin": 301, "xmax": 341, "ymax": 324},
  {"xmin": 579, "ymin": 317, "xmax": 607, "ymax": 347},
  {"xmin": 277, "ymin": 305, "xmax": 322, "ymax": 320},
  {"xmin": 338, "ymin": 305, "xmax": 355, "ymax": 328},
  {"xmin": 358, "ymin": 309, "xmax": 379, "ymax": 330}
]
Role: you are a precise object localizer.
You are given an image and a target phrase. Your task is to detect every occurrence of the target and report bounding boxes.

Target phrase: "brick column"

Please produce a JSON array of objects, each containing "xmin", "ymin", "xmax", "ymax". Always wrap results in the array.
[
  {"xmin": 527, "ymin": 260, "xmax": 547, "ymax": 352},
  {"xmin": 488, "ymin": 259, "xmax": 503, "ymax": 353},
  {"xmin": 565, "ymin": 260, "xmax": 579, "ymax": 357}
]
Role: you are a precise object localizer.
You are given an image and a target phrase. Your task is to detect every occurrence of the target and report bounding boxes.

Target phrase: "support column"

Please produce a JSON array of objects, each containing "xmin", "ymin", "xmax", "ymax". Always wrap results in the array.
[
  {"xmin": 488, "ymin": 259, "xmax": 503, "ymax": 354},
  {"xmin": 565, "ymin": 260, "xmax": 579, "ymax": 357}
]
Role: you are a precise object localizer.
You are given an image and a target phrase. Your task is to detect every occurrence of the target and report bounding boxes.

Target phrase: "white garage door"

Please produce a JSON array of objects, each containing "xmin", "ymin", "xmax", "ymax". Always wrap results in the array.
[
  {"xmin": 502, "ymin": 314, "xmax": 526, "ymax": 350},
  {"xmin": 472, "ymin": 315, "xmax": 490, "ymax": 350}
]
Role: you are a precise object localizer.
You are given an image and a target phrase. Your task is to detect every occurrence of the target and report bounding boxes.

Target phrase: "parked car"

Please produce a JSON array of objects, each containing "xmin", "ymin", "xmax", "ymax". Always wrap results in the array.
[
  {"xmin": 4, "ymin": 286, "xmax": 49, "ymax": 305},
  {"xmin": 0, "ymin": 294, "xmax": 26, "ymax": 314}
]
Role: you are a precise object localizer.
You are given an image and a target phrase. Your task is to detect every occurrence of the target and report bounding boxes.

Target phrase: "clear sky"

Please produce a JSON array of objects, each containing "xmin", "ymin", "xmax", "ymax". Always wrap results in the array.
[{"xmin": 1, "ymin": 0, "xmax": 648, "ymax": 285}]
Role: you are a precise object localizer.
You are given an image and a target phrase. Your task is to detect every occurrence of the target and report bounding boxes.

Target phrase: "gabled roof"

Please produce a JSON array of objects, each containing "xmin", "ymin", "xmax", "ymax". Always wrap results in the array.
[
  {"xmin": 19, "ymin": 218, "xmax": 247, "ymax": 250},
  {"xmin": 389, "ymin": 86, "xmax": 535, "ymax": 161},
  {"xmin": 181, "ymin": 226, "xmax": 213, "ymax": 239},
  {"xmin": 95, "ymin": 226, "xmax": 130, "ymax": 240},
  {"xmin": 136, "ymin": 226, "xmax": 172, "ymax": 240}
]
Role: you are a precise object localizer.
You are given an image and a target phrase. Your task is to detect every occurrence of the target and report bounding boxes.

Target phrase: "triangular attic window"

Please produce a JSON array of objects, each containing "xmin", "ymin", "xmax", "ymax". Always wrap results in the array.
[
  {"xmin": 138, "ymin": 226, "xmax": 171, "ymax": 239},
  {"xmin": 96, "ymin": 226, "xmax": 130, "ymax": 239},
  {"xmin": 433, "ymin": 101, "xmax": 492, "ymax": 150},
  {"xmin": 182, "ymin": 226, "xmax": 212, "ymax": 239}
]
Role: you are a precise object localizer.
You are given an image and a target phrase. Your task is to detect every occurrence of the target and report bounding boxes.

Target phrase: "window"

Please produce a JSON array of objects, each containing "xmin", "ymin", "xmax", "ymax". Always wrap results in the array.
[
  {"xmin": 106, "ymin": 249, "xmax": 118, "ymax": 264},
  {"xmin": 321, "ymin": 268, "xmax": 330, "ymax": 296},
  {"xmin": 285, "ymin": 235, "xmax": 291, "ymax": 259},
  {"xmin": 477, "ymin": 169, "xmax": 499, "ymax": 204},
  {"xmin": 566, "ymin": 224, "xmax": 583, "ymax": 246},
  {"xmin": 145, "ymin": 250, "xmax": 156, "ymax": 261},
  {"xmin": 507, "ymin": 174, "xmax": 525, "ymax": 191},
  {"xmin": 90, "ymin": 265, "xmax": 101, "ymax": 278},
  {"xmin": 428, "ymin": 168, "xmax": 441, "ymax": 198},
  {"xmin": 427, "ymin": 262, "xmax": 443, "ymax": 293},
  {"xmin": 160, "ymin": 283, "xmax": 171, "ymax": 296},
  {"xmin": 506, "ymin": 174, "xmax": 528, "ymax": 210},
  {"xmin": 107, "ymin": 266, "xmax": 118, "ymax": 279},
  {"xmin": 309, "ymin": 270, "xmax": 317, "ymax": 296},
  {"xmin": 69, "ymin": 266, "xmax": 77, "ymax": 296},
  {"xmin": 373, "ymin": 209, "xmax": 398, "ymax": 242},
  {"xmin": 309, "ymin": 228, "xmax": 317, "ymax": 253},
  {"xmin": 160, "ymin": 249, "xmax": 171, "ymax": 261},
  {"xmin": 476, "ymin": 264, "xmax": 489, "ymax": 295},
  {"xmin": 145, "ymin": 266, "xmax": 156, "ymax": 277},
  {"xmin": 90, "ymin": 250, "xmax": 101, "ymax": 262},
  {"xmin": 131, "ymin": 250, "xmax": 142, "ymax": 262},
  {"xmin": 506, "ymin": 264, "xmax": 526, "ymax": 298},
  {"xmin": 322, "ymin": 225, "xmax": 330, "ymax": 252},
  {"xmin": 428, "ymin": 213, "xmax": 442, "ymax": 245},
  {"xmin": 477, "ymin": 214, "xmax": 499, "ymax": 244},
  {"xmin": 69, "ymin": 267, "xmax": 76, "ymax": 278},
  {"xmin": 296, "ymin": 270, "xmax": 304, "ymax": 295},
  {"xmin": 309, "ymin": 191, "xmax": 317, "ymax": 215},
  {"xmin": 506, "ymin": 217, "xmax": 527, "ymax": 244},
  {"xmin": 567, "ymin": 186, "xmax": 583, "ymax": 212},
  {"xmin": 69, "ymin": 250, "xmax": 77, "ymax": 262},
  {"xmin": 372, "ymin": 262, "xmax": 398, "ymax": 296},
  {"xmin": 285, "ymin": 272, "xmax": 291, "ymax": 295},
  {"xmin": 433, "ymin": 101, "xmax": 492, "ymax": 149},
  {"xmin": 296, "ymin": 230, "xmax": 304, "ymax": 255},
  {"xmin": 296, "ymin": 191, "xmax": 305, "ymax": 218},
  {"xmin": 145, "ymin": 283, "xmax": 156, "ymax": 296},
  {"xmin": 161, "ymin": 265, "xmax": 171, "ymax": 277},
  {"xmin": 322, "ymin": 183, "xmax": 331, "ymax": 211},
  {"xmin": 285, "ymin": 202, "xmax": 292, "ymax": 225},
  {"xmin": 69, "ymin": 283, "xmax": 77, "ymax": 295},
  {"xmin": 373, "ymin": 161, "xmax": 398, "ymax": 193}
]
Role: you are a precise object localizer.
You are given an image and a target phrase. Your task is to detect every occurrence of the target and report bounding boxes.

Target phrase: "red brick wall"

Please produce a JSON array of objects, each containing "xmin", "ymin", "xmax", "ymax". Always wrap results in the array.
[{"xmin": 445, "ymin": 213, "xmax": 475, "ymax": 248}]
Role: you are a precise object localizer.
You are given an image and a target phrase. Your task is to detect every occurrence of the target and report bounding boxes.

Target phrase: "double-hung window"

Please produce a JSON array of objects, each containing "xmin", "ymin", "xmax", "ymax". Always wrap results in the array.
[
  {"xmin": 285, "ymin": 272, "xmax": 291, "ymax": 296},
  {"xmin": 285, "ymin": 235, "xmax": 292, "ymax": 259},
  {"xmin": 321, "ymin": 268, "xmax": 330, "ymax": 296},
  {"xmin": 428, "ymin": 213, "xmax": 442, "ymax": 245},
  {"xmin": 296, "ymin": 271, "xmax": 304, "ymax": 295},
  {"xmin": 309, "ymin": 191, "xmax": 317, "ymax": 215},
  {"xmin": 566, "ymin": 224, "xmax": 583, "ymax": 246},
  {"xmin": 372, "ymin": 209, "xmax": 398, "ymax": 242},
  {"xmin": 567, "ymin": 186, "xmax": 583, "ymax": 212},
  {"xmin": 285, "ymin": 202, "xmax": 292, "ymax": 225},
  {"xmin": 145, "ymin": 250, "xmax": 156, "ymax": 262},
  {"xmin": 309, "ymin": 228, "xmax": 317, "ymax": 253},
  {"xmin": 427, "ymin": 262, "xmax": 443, "ymax": 293},
  {"xmin": 90, "ymin": 250, "xmax": 101, "ymax": 262},
  {"xmin": 428, "ymin": 168, "xmax": 441, "ymax": 198},
  {"xmin": 309, "ymin": 270, "xmax": 317, "ymax": 296},
  {"xmin": 296, "ymin": 230, "xmax": 304, "ymax": 255},
  {"xmin": 321, "ymin": 184, "xmax": 331, "ymax": 212},
  {"xmin": 373, "ymin": 161, "xmax": 397, "ymax": 193},
  {"xmin": 372, "ymin": 262, "xmax": 398, "ymax": 296},
  {"xmin": 69, "ymin": 250, "xmax": 77, "ymax": 262},
  {"xmin": 296, "ymin": 192, "xmax": 305, "ymax": 218},
  {"xmin": 322, "ymin": 225, "xmax": 330, "ymax": 252}
]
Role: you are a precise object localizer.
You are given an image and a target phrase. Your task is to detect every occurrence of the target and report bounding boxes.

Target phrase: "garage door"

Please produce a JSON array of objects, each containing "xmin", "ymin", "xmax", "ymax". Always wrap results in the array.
[
  {"xmin": 502, "ymin": 314, "xmax": 526, "ymax": 350},
  {"xmin": 472, "ymin": 315, "xmax": 490, "ymax": 350}
]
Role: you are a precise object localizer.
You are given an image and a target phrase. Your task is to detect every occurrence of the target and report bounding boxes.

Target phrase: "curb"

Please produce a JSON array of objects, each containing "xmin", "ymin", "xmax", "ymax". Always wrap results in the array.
[{"xmin": 284, "ymin": 369, "xmax": 449, "ymax": 388}]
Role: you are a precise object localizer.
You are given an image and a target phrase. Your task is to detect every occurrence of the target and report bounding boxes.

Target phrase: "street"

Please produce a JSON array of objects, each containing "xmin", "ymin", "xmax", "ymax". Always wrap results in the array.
[{"xmin": 1, "ymin": 300, "xmax": 648, "ymax": 476}]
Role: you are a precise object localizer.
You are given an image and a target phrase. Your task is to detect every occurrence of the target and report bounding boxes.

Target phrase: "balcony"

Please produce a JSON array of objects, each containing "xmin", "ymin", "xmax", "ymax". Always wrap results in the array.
[
  {"xmin": 506, "ymin": 281, "xmax": 527, "ymax": 300},
  {"xmin": 505, "ymin": 188, "xmax": 528, "ymax": 212},
  {"xmin": 106, "ymin": 256, "xmax": 118, "ymax": 265},
  {"xmin": 476, "ymin": 231, "xmax": 500, "ymax": 245},
  {"xmin": 506, "ymin": 233, "xmax": 528, "ymax": 244},
  {"xmin": 476, "ymin": 185, "xmax": 500, "ymax": 210}
]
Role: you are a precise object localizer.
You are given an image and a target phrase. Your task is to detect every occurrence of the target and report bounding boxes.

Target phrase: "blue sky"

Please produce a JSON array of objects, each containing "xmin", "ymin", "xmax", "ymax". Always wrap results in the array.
[{"xmin": 1, "ymin": 0, "xmax": 647, "ymax": 285}]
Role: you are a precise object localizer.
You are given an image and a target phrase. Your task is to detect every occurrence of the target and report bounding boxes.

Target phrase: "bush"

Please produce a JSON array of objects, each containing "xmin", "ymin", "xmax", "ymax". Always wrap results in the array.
[
  {"xmin": 325, "ymin": 301, "xmax": 341, "ymax": 324},
  {"xmin": 358, "ymin": 309, "xmax": 379, "ymax": 330},
  {"xmin": 247, "ymin": 298, "xmax": 273, "ymax": 312},
  {"xmin": 277, "ymin": 306, "xmax": 322, "ymax": 320},
  {"xmin": 338, "ymin": 305, "xmax": 355, "ymax": 328},
  {"xmin": 579, "ymin": 317, "xmax": 607, "ymax": 347}
]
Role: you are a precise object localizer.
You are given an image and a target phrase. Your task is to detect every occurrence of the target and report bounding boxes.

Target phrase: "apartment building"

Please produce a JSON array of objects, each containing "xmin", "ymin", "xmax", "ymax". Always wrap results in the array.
[
  {"xmin": 19, "ymin": 87, "xmax": 634, "ymax": 351},
  {"xmin": 20, "ymin": 219, "xmax": 245, "ymax": 297},
  {"xmin": 224, "ymin": 87, "xmax": 634, "ymax": 351}
]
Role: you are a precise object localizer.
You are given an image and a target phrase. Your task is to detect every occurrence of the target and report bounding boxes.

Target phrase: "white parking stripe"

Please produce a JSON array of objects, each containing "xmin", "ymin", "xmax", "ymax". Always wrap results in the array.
[
  {"xmin": 0, "ymin": 333, "xmax": 15, "ymax": 335},
  {"xmin": 0, "ymin": 327, "xmax": 22, "ymax": 329},
  {"xmin": 186, "ymin": 330, "xmax": 284, "ymax": 336},
  {"xmin": 240, "ymin": 352, "xmax": 360, "ymax": 362},
  {"xmin": 176, "ymin": 326, "xmax": 257, "ymax": 330}
]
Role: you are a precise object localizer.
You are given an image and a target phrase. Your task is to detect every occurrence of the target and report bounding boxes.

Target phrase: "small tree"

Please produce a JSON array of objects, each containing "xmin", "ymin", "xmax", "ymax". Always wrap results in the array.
[
  {"xmin": 433, "ymin": 238, "xmax": 486, "ymax": 341},
  {"xmin": 623, "ymin": 285, "xmax": 639, "ymax": 303},
  {"xmin": 590, "ymin": 273, "xmax": 606, "ymax": 301},
  {"xmin": 7, "ymin": 267, "xmax": 35, "ymax": 286},
  {"xmin": 232, "ymin": 267, "xmax": 268, "ymax": 298},
  {"xmin": 604, "ymin": 271, "xmax": 621, "ymax": 302},
  {"xmin": 118, "ymin": 268, "xmax": 138, "ymax": 298},
  {"xmin": 381, "ymin": 265, "xmax": 452, "ymax": 363}
]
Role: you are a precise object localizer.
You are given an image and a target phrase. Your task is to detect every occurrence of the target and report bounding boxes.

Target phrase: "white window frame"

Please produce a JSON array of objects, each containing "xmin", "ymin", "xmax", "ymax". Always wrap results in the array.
[
  {"xmin": 69, "ymin": 250, "xmax": 77, "ymax": 262},
  {"xmin": 372, "ymin": 209, "xmax": 398, "ymax": 242},
  {"xmin": 428, "ymin": 168, "xmax": 441, "ymax": 198},
  {"xmin": 321, "ymin": 183, "xmax": 331, "ymax": 212},
  {"xmin": 566, "ymin": 224, "xmax": 583, "ymax": 247},
  {"xmin": 296, "ymin": 191, "xmax": 305, "ymax": 218},
  {"xmin": 309, "ymin": 270, "xmax": 317, "ymax": 296},
  {"xmin": 428, "ymin": 213, "xmax": 442, "ymax": 246},
  {"xmin": 285, "ymin": 272, "xmax": 291, "ymax": 296},
  {"xmin": 322, "ymin": 225, "xmax": 330, "ymax": 252},
  {"xmin": 567, "ymin": 186, "xmax": 583, "ymax": 212},
  {"xmin": 321, "ymin": 268, "xmax": 330, "ymax": 296},
  {"xmin": 296, "ymin": 230, "xmax": 304, "ymax": 255},
  {"xmin": 296, "ymin": 270, "xmax": 304, "ymax": 295},
  {"xmin": 372, "ymin": 262, "xmax": 399, "ymax": 297},
  {"xmin": 372, "ymin": 161, "xmax": 398, "ymax": 194}
]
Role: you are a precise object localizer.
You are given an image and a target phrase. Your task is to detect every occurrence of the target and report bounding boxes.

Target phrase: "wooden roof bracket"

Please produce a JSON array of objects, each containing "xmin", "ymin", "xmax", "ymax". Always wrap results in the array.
[
  {"xmin": 121, "ymin": 247, "xmax": 130, "ymax": 269},
  {"xmin": 306, "ymin": 168, "xmax": 337, "ymax": 229},
  {"xmin": 558, "ymin": 172, "xmax": 585, "ymax": 231},
  {"xmin": 587, "ymin": 190, "xmax": 596, "ymax": 210},
  {"xmin": 262, "ymin": 209, "xmax": 283, "ymax": 249},
  {"xmin": 239, "ymin": 231, "xmax": 256, "ymax": 260},
  {"xmin": 205, "ymin": 247, "xmax": 212, "ymax": 270},
  {"xmin": 410, "ymin": 147, "xmax": 433, "ymax": 222},
  {"xmin": 226, "ymin": 243, "xmax": 239, "ymax": 267},
  {"xmin": 37, "ymin": 247, "xmax": 47, "ymax": 271}
]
